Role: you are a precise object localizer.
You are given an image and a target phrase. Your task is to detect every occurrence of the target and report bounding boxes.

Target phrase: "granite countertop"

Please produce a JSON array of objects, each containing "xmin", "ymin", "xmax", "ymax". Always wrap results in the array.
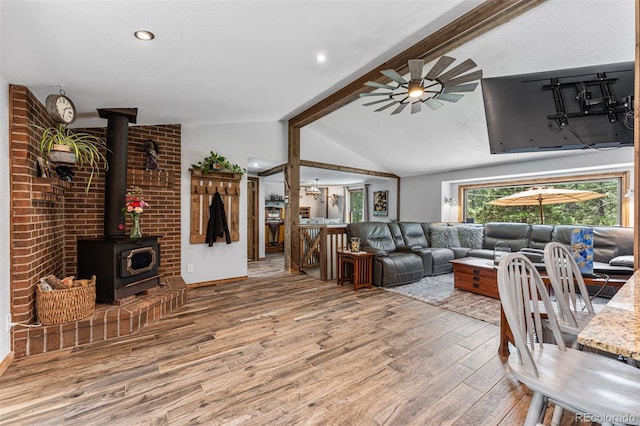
[{"xmin": 578, "ymin": 269, "xmax": 639, "ymax": 361}]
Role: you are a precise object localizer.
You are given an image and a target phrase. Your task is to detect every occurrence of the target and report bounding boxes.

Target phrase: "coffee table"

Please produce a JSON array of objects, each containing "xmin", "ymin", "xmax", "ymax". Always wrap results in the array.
[{"xmin": 450, "ymin": 257, "xmax": 499, "ymax": 299}]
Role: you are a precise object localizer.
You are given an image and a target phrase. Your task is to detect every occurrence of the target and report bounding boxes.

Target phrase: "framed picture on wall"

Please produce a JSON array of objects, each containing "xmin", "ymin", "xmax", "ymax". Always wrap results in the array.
[{"xmin": 373, "ymin": 190, "xmax": 388, "ymax": 216}]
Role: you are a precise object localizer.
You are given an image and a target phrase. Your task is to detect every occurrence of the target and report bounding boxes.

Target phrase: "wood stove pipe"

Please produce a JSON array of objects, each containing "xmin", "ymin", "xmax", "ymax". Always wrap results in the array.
[{"xmin": 97, "ymin": 108, "xmax": 138, "ymax": 238}]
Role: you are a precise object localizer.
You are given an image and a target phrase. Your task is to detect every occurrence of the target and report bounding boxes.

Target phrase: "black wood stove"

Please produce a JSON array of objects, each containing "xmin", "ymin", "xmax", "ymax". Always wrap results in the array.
[{"xmin": 77, "ymin": 108, "xmax": 161, "ymax": 303}]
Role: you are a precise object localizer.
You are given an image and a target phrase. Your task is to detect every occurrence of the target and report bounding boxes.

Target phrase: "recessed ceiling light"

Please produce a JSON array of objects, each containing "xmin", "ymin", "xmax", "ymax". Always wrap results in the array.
[
  {"xmin": 315, "ymin": 53, "xmax": 326, "ymax": 63},
  {"xmin": 134, "ymin": 30, "xmax": 155, "ymax": 41}
]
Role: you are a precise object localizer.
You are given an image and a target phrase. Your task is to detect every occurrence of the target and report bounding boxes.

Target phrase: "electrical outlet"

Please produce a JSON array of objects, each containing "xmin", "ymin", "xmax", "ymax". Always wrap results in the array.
[
  {"xmin": 5, "ymin": 314, "xmax": 11, "ymax": 332},
  {"xmin": 187, "ymin": 264, "xmax": 194, "ymax": 273}
]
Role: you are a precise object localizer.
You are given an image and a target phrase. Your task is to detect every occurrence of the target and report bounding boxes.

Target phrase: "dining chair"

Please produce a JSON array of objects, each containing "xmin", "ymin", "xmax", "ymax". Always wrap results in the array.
[
  {"xmin": 543, "ymin": 242, "xmax": 595, "ymax": 345},
  {"xmin": 497, "ymin": 253, "xmax": 640, "ymax": 426}
]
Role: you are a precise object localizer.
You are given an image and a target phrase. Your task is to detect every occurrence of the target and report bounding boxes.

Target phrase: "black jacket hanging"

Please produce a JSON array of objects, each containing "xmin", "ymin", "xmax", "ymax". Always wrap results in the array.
[{"xmin": 206, "ymin": 191, "xmax": 231, "ymax": 245}]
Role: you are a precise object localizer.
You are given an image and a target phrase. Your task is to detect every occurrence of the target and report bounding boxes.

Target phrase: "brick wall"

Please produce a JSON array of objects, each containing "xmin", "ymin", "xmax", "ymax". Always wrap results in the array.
[{"xmin": 9, "ymin": 85, "xmax": 182, "ymax": 327}]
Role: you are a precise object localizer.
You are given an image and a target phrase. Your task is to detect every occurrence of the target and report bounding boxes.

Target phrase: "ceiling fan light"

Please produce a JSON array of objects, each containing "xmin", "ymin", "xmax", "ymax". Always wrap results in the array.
[{"xmin": 408, "ymin": 81, "xmax": 424, "ymax": 98}]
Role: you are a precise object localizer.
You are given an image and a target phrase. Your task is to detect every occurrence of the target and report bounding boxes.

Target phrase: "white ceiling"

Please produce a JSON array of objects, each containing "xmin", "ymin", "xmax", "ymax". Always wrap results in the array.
[{"xmin": 0, "ymin": 0, "xmax": 635, "ymax": 184}]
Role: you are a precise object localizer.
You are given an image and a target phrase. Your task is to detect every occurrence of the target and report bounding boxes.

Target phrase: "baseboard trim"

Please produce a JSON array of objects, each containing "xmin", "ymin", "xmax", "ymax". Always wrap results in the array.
[
  {"xmin": 187, "ymin": 275, "xmax": 248, "ymax": 289},
  {"xmin": 0, "ymin": 351, "xmax": 15, "ymax": 377}
]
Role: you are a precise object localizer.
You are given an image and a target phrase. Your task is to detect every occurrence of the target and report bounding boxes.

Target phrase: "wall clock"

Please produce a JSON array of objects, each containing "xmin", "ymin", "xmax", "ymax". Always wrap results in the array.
[{"xmin": 46, "ymin": 92, "xmax": 76, "ymax": 124}]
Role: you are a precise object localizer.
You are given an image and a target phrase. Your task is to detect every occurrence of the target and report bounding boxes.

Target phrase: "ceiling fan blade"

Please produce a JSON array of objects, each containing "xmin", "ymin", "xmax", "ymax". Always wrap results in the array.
[
  {"xmin": 440, "ymin": 70, "xmax": 483, "ymax": 87},
  {"xmin": 408, "ymin": 59, "xmax": 425, "ymax": 81},
  {"xmin": 425, "ymin": 56, "xmax": 456, "ymax": 80},
  {"xmin": 363, "ymin": 98, "xmax": 392, "ymax": 107},
  {"xmin": 435, "ymin": 59, "xmax": 477, "ymax": 83},
  {"xmin": 364, "ymin": 81, "xmax": 398, "ymax": 90},
  {"xmin": 359, "ymin": 92, "xmax": 392, "ymax": 97},
  {"xmin": 381, "ymin": 69, "xmax": 407, "ymax": 84},
  {"xmin": 437, "ymin": 93, "xmax": 464, "ymax": 102},
  {"xmin": 424, "ymin": 98, "xmax": 444, "ymax": 110},
  {"xmin": 443, "ymin": 82, "xmax": 479, "ymax": 93},
  {"xmin": 374, "ymin": 101, "xmax": 399, "ymax": 112},
  {"xmin": 391, "ymin": 103, "xmax": 409, "ymax": 115},
  {"xmin": 411, "ymin": 102, "xmax": 421, "ymax": 114}
]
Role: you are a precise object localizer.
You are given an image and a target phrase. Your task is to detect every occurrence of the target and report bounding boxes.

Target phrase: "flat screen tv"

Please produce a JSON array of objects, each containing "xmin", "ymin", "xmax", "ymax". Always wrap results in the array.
[{"xmin": 482, "ymin": 62, "xmax": 634, "ymax": 154}]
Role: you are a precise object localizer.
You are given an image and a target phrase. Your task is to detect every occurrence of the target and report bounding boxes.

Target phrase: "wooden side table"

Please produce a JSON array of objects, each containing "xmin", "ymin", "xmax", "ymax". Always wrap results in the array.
[{"xmin": 337, "ymin": 249, "xmax": 373, "ymax": 291}]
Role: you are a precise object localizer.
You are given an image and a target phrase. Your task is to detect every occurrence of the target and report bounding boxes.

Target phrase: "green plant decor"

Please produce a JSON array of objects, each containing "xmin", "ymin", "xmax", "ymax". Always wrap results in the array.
[
  {"xmin": 191, "ymin": 150, "xmax": 246, "ymax": 176},
  {"xmin": 35, "ymin": 124, "xmax": 109, "ymax": 193}
]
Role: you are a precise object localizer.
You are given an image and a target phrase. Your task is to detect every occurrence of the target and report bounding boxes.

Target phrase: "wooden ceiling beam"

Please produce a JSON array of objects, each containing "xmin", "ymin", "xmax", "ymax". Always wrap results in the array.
[
  {"xmin": 258, "ymin": 163, "xmax": 286, "ymax": 177},
  {"xmin": 289, "ymin": 0, "xmax": 546, "ymax": 128},
  {"xmin": 299, "ymin": 160, "xmax": 399, "ymax": 180}
]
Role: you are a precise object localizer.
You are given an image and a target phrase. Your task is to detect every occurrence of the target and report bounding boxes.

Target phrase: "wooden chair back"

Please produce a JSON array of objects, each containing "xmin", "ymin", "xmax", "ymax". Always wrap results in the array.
[
  {"xmin": 497, "ymin": 253, "xmax": 571, "ymax": 377},
  {"xmin": 544, "ymin": 242, "xmax": 595, "ymax": 319}
]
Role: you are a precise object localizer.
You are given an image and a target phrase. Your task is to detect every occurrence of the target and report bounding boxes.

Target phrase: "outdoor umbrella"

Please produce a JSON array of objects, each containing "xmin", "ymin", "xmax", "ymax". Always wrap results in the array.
[{"xmin": 487, "ymin": 185, "xmax": 606, "ymax": 224}]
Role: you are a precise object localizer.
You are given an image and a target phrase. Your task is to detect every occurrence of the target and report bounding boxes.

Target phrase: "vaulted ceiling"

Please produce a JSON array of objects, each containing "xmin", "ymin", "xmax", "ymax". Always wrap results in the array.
[{"xmin": 1, "ymin": 0, "xmax": 634, "ymax": 183}]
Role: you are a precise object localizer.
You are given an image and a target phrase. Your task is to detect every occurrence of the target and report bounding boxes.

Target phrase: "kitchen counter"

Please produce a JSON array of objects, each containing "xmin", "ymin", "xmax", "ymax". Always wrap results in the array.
[{"xmin": 577, "ymin": 269, "xmax": 639, "ymax": 361}]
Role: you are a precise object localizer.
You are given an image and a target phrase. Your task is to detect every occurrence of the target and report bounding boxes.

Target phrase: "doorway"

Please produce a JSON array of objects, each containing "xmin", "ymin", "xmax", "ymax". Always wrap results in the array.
[{"xmin": 247, "ymin": 177, "xmax": 260, "ymax": 261}]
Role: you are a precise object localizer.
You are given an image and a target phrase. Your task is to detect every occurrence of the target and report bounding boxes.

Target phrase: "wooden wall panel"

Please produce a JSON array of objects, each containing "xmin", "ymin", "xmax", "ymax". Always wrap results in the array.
[{"xmin": 189, "ymin": 171, "xmax": 241, "ymax": 244}]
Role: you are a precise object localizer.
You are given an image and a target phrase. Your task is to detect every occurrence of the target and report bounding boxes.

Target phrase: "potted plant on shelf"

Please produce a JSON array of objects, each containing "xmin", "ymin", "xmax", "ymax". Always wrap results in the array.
[
  {"xmin": 35, "ymin": 124, "xmax": 109, "ymax": 192},
  {"xmin": 191, "ymin": 150, "xmax": 246, "ymax": 176}
]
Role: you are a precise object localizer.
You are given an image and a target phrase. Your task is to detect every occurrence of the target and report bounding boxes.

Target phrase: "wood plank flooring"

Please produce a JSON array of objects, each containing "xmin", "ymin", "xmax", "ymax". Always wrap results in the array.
[{"xmin": 0, "ymin": 256, "xmax": 584, "ymax": 425}]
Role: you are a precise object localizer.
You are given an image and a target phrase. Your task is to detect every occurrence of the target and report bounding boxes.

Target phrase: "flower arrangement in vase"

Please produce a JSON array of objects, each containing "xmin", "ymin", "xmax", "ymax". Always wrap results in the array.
[{"xmin": 124, "ymin": 187, "xmax": 149, "ymax": 238}]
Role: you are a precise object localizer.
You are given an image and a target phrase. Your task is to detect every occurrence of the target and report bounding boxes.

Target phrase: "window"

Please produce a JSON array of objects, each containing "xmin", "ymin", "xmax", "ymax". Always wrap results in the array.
[
  {"xmin": 461, "ymin": 173, "xmax": 628, "ymax": 226},
  {"xmin": 349, "ymin": 190, "xmax": 363, "ymax": 223}
]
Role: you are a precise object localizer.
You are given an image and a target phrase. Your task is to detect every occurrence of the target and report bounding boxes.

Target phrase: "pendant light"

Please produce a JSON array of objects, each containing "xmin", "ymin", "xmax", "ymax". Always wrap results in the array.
[{"xmin": 305, "ymin": 179, "xmax": 321, "ymax": 199}]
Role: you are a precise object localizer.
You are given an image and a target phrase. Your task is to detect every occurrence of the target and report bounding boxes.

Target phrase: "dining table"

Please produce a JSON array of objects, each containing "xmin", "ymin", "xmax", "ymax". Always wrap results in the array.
[{"xmin": 578, "ymin": 269, "xmax": 639, "ymax": 362}]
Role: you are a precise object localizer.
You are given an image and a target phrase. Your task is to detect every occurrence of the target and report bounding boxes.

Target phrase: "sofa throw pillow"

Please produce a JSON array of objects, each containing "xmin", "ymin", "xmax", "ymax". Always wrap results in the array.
[
  {"xmin": 609, "ymin": 255, "xmax": 634, "ymax": 268},
  {"xmin": 457, "ymin": 225, "xmax": 483, "ymax": 249},
  {"xmin": 431, "ymin": 225, "xmax": 461, "ymax": 248}
]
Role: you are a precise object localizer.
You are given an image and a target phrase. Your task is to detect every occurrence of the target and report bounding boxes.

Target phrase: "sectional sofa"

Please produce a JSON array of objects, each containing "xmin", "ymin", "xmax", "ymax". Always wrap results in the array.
[{"xmin": 346, "ymin": 221, "xmax": 634, "ymax": 287}]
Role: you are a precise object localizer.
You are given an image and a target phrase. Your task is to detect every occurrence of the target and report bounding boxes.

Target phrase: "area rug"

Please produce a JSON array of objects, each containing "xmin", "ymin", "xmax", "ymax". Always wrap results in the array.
[
  {"xmin": 382, "ymin": 274, "xmax": 609, "ymax": 326},
  {"xmin": 383, "ymin": 274, "xmax": 502, "ymax": 325}
]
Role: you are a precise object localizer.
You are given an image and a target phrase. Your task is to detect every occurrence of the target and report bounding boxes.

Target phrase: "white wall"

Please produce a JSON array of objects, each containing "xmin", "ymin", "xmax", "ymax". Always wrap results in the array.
[
  {"xmin": 301, "ymin": 127, "xmax": 387, "ymax": 171},
  {"xmin": 181, "ymin": 121, "xmax": 286, "ymax": 284},
  {"xmin": 367, "ymin": 179, "xmax": 397, "ymax": 222},
  {"xmin": 0, "ymin": 75, "xmax": 12, "ymax": 361},
  {"xmin": 401, "ymin": 148, "xmax": 634, "ymax": 223}
]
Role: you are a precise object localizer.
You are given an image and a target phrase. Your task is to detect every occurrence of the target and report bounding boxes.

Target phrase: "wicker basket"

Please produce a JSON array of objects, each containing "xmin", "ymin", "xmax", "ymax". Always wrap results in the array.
[{"xmin": 36, "ymin": 276, "xmax": 96, "ymax": 325}]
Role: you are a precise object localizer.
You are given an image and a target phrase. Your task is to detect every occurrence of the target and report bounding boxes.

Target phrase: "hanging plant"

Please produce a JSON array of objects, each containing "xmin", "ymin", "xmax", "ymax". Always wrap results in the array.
[
  {"xmin": 191, "ymin": 150, "xmax": 246, "ymax": 175},
  {"xmin": 34, "ymin": 123, "xmax": 109, "ymax": 193}
]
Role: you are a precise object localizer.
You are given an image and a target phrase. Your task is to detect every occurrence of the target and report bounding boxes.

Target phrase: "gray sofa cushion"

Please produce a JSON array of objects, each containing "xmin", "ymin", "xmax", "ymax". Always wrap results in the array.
[
  {"xmin": 483, "ymin": 222, "xmax": 531, "ymax": 251},
  {"xmin": 609, "ymin": 255, "xmax": 634, "ymax": 268},
  {"xmin": 594, "ymin": 226, "xmax": 634, "ymax": 260},
  {"xmin": 399, "ymin": 222, "xmax": 429, "ymax": 248},
  {"xmin": 372, "ymin": 252, "xmax": 423, "ymax": 287},
  {"xmin": 466, "ymin": 248, "xmax": 495, "ymax": 260},
  {"xmin": 387, "ymin": 223, "xmax": 407, "ymax": 250},
  {"xmin": 431, "ymin": 225, "xmax": 460, "ymax": 248},
  {"xmin": 456, "ymin": 224, "xmax": 483, "ymax": 249},
  {"xmin": 348, "ymin": 222, "xmax": 396, "ymax": 253},
  {"xmin": 420, "ymin": 223, "xmax": 432, "ymax": 246},
  {"xmin": 529, "ymin": 225, "xmax": 554, "ymax": 249},
  {"xmin": 430, "ymin": 249, "xmax": 455, "ymax": 275}
]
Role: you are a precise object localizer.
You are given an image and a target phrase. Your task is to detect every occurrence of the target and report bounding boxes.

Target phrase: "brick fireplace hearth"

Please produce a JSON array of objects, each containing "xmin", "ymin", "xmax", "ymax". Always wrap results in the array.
[{"xmin": 8, "ymin": 85, "xmax": 184, "ymax": 358}]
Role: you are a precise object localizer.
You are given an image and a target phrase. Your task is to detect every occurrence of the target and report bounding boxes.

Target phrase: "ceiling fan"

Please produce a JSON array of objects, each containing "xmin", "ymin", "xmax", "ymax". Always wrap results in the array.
[{"xmin": 359, "ymin": 56, "xmax": 482, "ymax": 115}]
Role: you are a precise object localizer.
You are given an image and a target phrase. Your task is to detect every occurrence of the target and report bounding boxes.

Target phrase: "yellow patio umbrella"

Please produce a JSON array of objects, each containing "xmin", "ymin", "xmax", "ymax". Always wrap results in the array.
[{"xmin": 487, "ymin": 185, "xmax": 606, "ymax": 224}]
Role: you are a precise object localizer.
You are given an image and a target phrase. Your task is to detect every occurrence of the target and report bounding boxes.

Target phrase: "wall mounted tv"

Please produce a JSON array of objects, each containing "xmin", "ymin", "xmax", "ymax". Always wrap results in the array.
[{"xmin": 482, "ymin": 62, "xmax": 634, "ymax": 154}]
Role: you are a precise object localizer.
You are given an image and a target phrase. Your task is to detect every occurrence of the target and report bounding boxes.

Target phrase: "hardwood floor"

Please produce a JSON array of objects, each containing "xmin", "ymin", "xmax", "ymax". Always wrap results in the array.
[{"xmin": 0, "ymin": 259, "xmax": 583, "ymax": 425}]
